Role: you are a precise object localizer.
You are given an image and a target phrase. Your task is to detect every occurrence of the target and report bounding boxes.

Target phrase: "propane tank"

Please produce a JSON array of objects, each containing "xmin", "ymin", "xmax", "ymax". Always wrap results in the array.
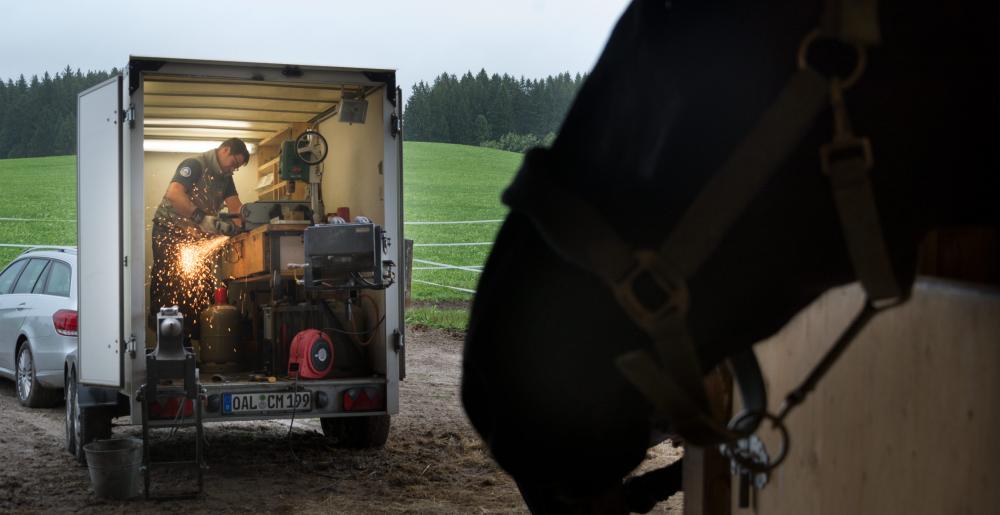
[{"xmin": 199, "ymin": 287, "xmax": 241, "ymax": 365}]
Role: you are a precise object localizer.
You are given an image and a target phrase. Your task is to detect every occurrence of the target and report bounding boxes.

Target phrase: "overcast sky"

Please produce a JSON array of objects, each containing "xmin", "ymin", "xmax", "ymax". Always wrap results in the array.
[{"xmin": 2, "ymin": 0, "xmax": 631, "ymax": 99}]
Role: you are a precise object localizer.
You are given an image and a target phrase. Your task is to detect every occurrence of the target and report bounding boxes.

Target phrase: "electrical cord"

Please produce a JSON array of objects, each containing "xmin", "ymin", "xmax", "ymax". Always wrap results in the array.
[
  {"xmin": 286, "ymin": 372, "xmax": 304, "ymax": 465},
  {"xmin": 350, "ymin": 294, "xmax": 381, "ymax": 346}
]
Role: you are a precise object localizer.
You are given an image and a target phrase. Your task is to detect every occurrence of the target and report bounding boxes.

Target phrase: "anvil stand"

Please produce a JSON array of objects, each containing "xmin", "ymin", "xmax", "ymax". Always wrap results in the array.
[{"xmin": 139, "ymin": 306, "xmax": 204, "ymax": 499}]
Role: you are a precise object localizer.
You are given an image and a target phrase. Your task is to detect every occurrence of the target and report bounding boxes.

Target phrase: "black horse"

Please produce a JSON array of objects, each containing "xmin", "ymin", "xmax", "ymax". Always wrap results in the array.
[{"xmin": 462, "ymin": 0, "xmax": 998, "ymax": 512}]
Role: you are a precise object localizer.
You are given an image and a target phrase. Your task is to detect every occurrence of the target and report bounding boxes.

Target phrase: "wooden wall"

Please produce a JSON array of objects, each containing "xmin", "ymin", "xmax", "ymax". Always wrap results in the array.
[{"xmin": 731, "ymin": 279, "xmax": 1000, "ymax": 515}]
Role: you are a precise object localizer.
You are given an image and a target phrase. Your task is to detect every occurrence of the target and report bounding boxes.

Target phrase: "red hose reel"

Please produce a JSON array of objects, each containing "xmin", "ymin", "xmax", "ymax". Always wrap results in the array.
[{"xmin": 288, "ymin": 329, "xmax": 334, "ymax": 379}]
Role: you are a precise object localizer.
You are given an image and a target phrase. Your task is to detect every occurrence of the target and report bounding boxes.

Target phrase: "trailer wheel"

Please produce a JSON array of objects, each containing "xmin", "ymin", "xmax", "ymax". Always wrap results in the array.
[
  {"xmin": 320, "ymin": 414, "xmax": 390, "ymax": 448},
  {"xmin": 64, "ymin": 369, "xmax": 76, "ymax": 455},
  {"xmin": 67, "ymin": 367, "xmax": 113, "ymax": 465}
]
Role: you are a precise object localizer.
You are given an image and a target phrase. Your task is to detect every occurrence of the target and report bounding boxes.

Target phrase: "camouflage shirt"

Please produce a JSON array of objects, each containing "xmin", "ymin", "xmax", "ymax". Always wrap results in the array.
[{"xmin": 153, "ymin": 149, "xmax": 238, "ymax": 229}]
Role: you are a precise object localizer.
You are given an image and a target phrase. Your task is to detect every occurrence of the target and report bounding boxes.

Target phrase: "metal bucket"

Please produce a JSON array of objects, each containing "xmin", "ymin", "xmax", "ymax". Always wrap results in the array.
[{"xmin": 83, "ymin": 438, "xmax": 143, "ymax": 500}]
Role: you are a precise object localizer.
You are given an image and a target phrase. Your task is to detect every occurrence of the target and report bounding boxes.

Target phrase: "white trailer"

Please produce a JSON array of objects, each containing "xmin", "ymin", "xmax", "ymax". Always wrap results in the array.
[{"xmin": 66, "ymin": 56, "xmax": 405, "ymax": 466}]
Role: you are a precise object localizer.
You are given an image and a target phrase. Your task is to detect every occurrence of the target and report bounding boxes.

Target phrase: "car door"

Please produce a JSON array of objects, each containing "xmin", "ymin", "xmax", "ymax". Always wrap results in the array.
[
  {"xmin": 0, "ymin": 259, "xmax": 28, "ymax": 376},
  {"xmin": 3, "ymin": 258, "xmax": 51, "ymax": 345},
  {"xmin": 0, "ymin": 259, "xmax": 30, "ymax": 374}
]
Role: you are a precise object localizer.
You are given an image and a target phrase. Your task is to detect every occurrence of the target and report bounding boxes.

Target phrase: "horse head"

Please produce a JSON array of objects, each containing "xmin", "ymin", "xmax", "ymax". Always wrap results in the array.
[{"xmin": 462, "ymin": 0, "xmax": 998, "ymax": 512}]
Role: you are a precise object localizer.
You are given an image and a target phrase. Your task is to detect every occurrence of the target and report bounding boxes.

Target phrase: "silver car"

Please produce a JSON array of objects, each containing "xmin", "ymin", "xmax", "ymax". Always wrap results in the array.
[{"xmin": 0, "ymin": 247, "xmax": 77, "ymax": 407}]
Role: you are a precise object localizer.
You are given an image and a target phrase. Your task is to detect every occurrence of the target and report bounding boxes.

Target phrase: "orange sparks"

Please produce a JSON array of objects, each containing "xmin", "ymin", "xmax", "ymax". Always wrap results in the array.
[{"xmin": 178, "ymin": 236, "xmax": 230, "ymax": 280}]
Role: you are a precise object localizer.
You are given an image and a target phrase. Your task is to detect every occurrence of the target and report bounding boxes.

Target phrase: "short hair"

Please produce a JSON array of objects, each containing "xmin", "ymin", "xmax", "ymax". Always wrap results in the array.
[{"xmin": 220, "ymin": 138, "xmax": 250, "ymax": 162}]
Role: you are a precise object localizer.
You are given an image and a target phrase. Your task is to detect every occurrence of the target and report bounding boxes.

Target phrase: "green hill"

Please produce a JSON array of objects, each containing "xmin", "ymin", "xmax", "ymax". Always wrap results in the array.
[{"xmin": 0, "ymin": 143, "xmax": 525, "ymax": 329}]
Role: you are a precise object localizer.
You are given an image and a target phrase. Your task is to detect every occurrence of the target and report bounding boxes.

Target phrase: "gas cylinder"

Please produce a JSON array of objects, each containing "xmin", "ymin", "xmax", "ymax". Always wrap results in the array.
[{"xmin": 199, "ymin": 287, "xmax": 241, "ymax": 365}]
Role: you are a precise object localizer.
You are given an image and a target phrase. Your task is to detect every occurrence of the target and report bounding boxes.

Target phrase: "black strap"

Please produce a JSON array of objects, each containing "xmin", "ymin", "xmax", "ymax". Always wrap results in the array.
[
  {"xmin": 502, "ymin": 5, "xmax": 897, "ymax": 448},
  {"xmin": 504, "ymin": 71, "xmax": 830, "ymax": 445}
]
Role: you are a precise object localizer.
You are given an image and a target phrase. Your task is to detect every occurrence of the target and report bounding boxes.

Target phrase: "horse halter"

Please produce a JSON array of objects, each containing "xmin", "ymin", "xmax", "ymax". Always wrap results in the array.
[{"xmin": 501, "ymin": 0, "xmax": 906, "ymax": 472}]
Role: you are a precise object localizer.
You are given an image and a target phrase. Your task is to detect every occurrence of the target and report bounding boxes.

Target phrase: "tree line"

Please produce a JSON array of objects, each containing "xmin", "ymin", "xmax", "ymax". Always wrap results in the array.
[
  {"xmin": 404, "ymin": 70, "xmax": 585, "ymax": 152},
  {"xmin": 0, "ymin": 66, "xmax": 584, "ymax": 159},
  {"xmin": 0, "ymin": 67, "xmax": 119, "ymax": 159}
]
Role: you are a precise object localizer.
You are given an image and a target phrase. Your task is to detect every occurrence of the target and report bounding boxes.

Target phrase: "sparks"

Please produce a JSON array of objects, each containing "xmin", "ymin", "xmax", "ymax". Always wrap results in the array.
[{"xmin": 178, "ymin": 236, "xmax": 230, "ymax": 279}]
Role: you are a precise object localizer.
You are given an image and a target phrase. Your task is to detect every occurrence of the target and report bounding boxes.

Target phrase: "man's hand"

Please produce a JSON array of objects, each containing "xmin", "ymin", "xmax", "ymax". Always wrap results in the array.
[
  {"xmin": 199, "ymin": 215, "xmax": 220, "ymax": 234},
  {"xmin": 199, "ymin": 215, "xmax": 237, "ymax": 236}
]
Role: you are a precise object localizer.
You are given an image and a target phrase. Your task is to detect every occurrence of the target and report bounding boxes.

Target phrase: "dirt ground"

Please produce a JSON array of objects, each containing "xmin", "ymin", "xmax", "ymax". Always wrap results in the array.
[{"xmin": 0, "ymin": 327, "xmax": 682, "ymax": 514}]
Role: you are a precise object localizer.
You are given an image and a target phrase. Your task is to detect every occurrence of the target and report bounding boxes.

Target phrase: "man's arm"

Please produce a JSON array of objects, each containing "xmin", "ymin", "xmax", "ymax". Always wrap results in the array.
[{"xmin": 164, "ymin": 182, "xmax": 200, "ymax": 218}]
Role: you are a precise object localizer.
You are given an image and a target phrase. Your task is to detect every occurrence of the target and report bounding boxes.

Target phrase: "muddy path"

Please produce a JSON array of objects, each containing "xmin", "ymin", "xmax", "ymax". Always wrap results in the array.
[{"xmin": 0, "ymin": 328, "xmax": 681, "ymax": 514}]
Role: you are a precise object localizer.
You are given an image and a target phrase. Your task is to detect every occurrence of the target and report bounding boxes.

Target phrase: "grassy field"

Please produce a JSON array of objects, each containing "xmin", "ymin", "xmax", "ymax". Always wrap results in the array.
[
  {"xmin": 0, "ymin": 143, "xmax": 523, "ymax": 330},
  {"xmin": 404, "ymin": 142, "xmax": 522, "ymax": 303},
  {"xmin": 0, "ymin": 155, "xmax": 77, "ymax": 266}
]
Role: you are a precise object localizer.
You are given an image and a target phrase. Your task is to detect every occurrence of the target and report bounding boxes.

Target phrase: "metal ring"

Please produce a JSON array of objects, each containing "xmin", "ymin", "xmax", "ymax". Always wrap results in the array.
[
  {"xmin": 722, "ymin": 410, "xmax": 790, "ymax": 474},
  {"xmin": 796, "ymin": 28, "xmax": 867, "ymax": 90}
]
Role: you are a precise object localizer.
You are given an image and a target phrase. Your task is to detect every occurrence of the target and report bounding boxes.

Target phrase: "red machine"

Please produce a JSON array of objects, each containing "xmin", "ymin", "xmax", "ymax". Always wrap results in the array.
[{"xmin": 288, "ymin": 329, "xmax": 334, "ymax": 379}]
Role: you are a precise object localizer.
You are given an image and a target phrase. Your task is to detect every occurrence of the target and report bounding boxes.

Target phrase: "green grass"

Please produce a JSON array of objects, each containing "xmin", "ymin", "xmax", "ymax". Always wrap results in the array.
[
  {"xmin": 0, "ymin": 155, "xmax": 77, "ymax": 265},
  {"xmin": 405, "ymin": 305, "xmax": 473, "ymax": 332},
  {"xmin": 0, "ymin": 143, "xmax": 522, "ymax": 331},
  {"xmin": 403, "ymin": 142, "xmax": 523, "ymax": 307}
]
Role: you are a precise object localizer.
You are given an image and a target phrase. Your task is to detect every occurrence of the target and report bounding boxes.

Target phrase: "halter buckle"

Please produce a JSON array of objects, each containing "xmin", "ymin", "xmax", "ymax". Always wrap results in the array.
[{"xmin": 612, "ymin": 251, "xmax": 689, "ymax": 330}]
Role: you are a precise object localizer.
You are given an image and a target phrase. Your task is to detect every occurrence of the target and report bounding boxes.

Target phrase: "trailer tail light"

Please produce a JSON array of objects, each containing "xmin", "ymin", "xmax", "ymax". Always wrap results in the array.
[
  {"xmin": 148, "ymin": 397, "xmax": 195, "ymax": 419},
  {"xmin": 343, "ymin": 387, "xmax": 383, "ymax": 412},
  {"xmin": 53, "ymin": 309, "xmax": 78, "ymax": 336}
]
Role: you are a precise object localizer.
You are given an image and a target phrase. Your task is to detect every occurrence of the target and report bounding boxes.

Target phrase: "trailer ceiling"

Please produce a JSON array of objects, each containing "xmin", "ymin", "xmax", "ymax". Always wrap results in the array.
[{"xmin": 142, "ymin": 75, "xmax": 367, "ymax": 147}]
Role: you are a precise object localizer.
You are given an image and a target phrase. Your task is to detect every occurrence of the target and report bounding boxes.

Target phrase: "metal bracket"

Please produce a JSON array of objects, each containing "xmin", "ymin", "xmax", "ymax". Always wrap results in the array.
[
  {"xmin": 721, "ymin": 434, "xmax": 770, "ymax": 508},
  {"xmin": 121, "ymin": 104, "xmax": 135, "ymax": 129},
  {"xmin": 390, "ymin": 113, "xmax": 401, "ymax": 138}
]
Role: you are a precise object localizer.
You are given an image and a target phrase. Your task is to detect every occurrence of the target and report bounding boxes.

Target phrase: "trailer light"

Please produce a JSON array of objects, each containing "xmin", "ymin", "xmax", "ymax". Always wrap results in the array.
[
  {"xmin": 148, "ymin": 397, "xmax": 194, "ymax": 419},
  {"xmin": 144, "ymin": 139, "xmax": 256, "ymax": 154},
  {"xmin": 315, "ymin": 391, "xmax": 329, "ymax": 409},
  {"xmin": 343, "ymin": 387, "xmax": 383, "ymax": 412},
  {"xmin": 53, "ymin": 309, "xmax": 78, "ymax": 336}
]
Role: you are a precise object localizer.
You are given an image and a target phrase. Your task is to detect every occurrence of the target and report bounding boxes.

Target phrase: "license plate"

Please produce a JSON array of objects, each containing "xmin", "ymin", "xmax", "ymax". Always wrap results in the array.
[{"xmin": 223, "ymin": 391, "xmax": 312, "ymax": 414}]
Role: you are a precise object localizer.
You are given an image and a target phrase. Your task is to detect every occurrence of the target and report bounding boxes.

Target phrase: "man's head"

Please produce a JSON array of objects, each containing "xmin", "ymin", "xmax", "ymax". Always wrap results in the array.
[{"xmin": 216, "ymin": 138, "xmax": 249, "ymax": 174}]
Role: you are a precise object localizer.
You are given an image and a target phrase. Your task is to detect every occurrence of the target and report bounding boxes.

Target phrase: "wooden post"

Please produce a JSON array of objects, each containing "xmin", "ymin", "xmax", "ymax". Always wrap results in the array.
[{"xmin": 683, "ymin": 367, "xmax": 733, "ymax": 515}]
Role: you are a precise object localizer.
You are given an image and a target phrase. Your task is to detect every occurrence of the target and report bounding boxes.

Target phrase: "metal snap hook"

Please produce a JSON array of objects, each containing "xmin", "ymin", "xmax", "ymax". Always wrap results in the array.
[{"xmin": 797, "ymin": 28, "xmax": 868, "ymax": 90}]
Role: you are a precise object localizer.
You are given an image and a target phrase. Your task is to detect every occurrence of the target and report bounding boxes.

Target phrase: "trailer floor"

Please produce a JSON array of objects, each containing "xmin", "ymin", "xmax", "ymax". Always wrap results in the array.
[{"xmin": 0, "ymin": 327, "xmax": 683, "ymax": 514}]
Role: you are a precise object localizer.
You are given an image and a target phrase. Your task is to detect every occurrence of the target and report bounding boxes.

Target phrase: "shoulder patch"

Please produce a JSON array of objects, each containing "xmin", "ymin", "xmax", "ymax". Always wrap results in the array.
[{"xmin": 179, "ymin": 166, "xmax": 192, "ymax": 178}]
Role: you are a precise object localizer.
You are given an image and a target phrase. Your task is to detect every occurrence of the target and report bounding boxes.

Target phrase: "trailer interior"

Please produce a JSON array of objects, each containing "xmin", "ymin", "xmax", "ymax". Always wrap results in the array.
[{"xmin": 132, "ymin": 60, "xmax": 402, "ymax": 425}]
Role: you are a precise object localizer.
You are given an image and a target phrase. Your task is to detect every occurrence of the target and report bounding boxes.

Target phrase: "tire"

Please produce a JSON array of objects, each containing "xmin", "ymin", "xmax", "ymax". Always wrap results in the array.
[
  {"xmin": 320, "ymin": 414, "xmax": 391, "ymax": 449},
  {"xmin": 16, "ymin": 344, "xmax": 59, "ymax": 408},
  {"xmin": 65, "ymin": 369, "xmax": 76, "ymax": 455},
  {"xmin": 67, "ymin": 367, "xmax": 113, "ymax": 465}
]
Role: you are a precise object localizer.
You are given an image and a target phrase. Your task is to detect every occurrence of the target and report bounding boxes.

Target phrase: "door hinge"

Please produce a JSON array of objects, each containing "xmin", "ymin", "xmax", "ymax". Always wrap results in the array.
[
  {"xmin": 390, "ymin": 113, "xmax": 401, "ymax": 138},
  {"xmin": 393, "ymin": 329, "xmax": 404, "ymax": 351},
  {"xmin": 127, "ymin": 335, "xmax": 137, "ymax": 359},
  {"xmin": 122, "ymin": 104, "xmax": 135, "ymax": 129},
  {"xmin": 122, "ymin": 255, "xmax": 128, "ymax": 267}
]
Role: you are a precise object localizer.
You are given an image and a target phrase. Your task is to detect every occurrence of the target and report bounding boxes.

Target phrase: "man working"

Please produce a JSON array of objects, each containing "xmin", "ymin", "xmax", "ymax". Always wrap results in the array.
[{"xmin": 149, "ymin": 138, "xmax": 250, "ymax": 337}]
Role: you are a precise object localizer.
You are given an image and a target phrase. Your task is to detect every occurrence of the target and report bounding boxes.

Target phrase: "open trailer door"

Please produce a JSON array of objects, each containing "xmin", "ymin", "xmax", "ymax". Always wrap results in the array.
[{"xmin": 76, "ymin": 75, "xmax": 124, "ymax": 387}]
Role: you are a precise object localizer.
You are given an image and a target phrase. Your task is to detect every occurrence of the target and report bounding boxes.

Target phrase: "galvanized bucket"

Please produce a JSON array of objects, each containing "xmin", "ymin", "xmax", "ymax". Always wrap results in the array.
[{"xmin": 83, "ymin": 438, "xmax": 143, "ymax": 500}]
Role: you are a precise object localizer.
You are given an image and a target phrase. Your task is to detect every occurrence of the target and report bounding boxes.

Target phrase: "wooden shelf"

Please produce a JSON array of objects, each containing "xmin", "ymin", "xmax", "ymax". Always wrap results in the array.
[
  {"xmin": 257, "ymin": 180, "xmax": 285, "ymax": 195},
  {"xmin": 256, "ymin": 122, "xmax": 309, "ymax": 149},
  {"xmin": 257, "ymin": 156, "xmax": 279, "ymax": 177}
]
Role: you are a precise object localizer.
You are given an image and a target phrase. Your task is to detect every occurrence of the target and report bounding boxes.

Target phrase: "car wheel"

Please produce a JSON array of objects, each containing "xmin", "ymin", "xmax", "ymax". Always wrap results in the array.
[
  {"xmin": 68, "ymin": 367, "xmax": 112, "ymax": 465},
  {"xmin": 65, "ymin": 369, "xmax": 77, "ymax": 455},
  {"xmin": 320, "ymin": 414, "xmax": 390, "ymax": 448},
  {"xmin": 16, "ymin": 344, "xmax": 58, "ymax": 408}
]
